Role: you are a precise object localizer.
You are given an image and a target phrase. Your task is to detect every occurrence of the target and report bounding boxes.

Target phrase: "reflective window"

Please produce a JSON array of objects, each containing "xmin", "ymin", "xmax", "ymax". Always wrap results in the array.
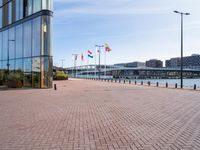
[
  {"xmin": 33, "ymin": 17, "xmax": 41, "ymax": 56},
  {"xmin": 9, "ymin": 28, "xmax": 15, "ymax": 59},
  {"xmin": 16, "ymin": 0, "xmax": 20, "ymax": 21},
  {"xmin": 41, "ymin": 56, "xmax": 52, "ymax": 88},
  {"xmin": 0, "ymin": 8, "xmax": 2, "ymax": 28},
  {"xmin": 15, "ymin": 59, "xmax": 23, "ymax": 71},
  {"xmin": 33, "ymin": 57, "xmax": 41, "ymax": 88},
  {"xmin": 2, "ymin": 30, "xmax": 8, "ymax": 60},
  {"xmin": 0, "ymin": 32, "xmax": 2, "ymax": 60},
  {"xmin": 8, "ymin": 2, "xmax": 12, "ymax": 24},
  {"xmin": 2, "ymin": 3, "xmax": 8, "ymax": 27},
  {"xmin": 19, "ymin": 0, "xmax": 24, "ymax": 19},
  {"xmin": 42, "ymin": 0, "xmax": 52, "ymax": 10},
  {"xmin": 16, "ymin": 24, "xmax": 23, "ymax": 58},
  {"xmin": 24, "ymin": 58, "xmax": 32, "ymax": 72},
  {"xmin": 23, "ymin": 21, "xmax": 32, "ymax": 57},
  {"xmin": 42, "ymin": 16, "xmax": 51, "ymax": 56},
  {"xmin": 9, "ymin": 59, "xmax": 15, "ymax": 71},
  {"xmin": 33, "ymin": 0, "xmax": 41, "ymax": 13},
  {"xmin": 2, "ymin": 61, "xmax": 7, "ymax": 70},
  {"xmin": 28, "ymin": 0, "xmax": 33, "ymax": 15},
  {"xmin": 42, "ymin": 0, "xmax": 47, "ymax": 10},
  {"xmin": 23, "ymin": 58, "xmax": 32, "ymax": 87},
  {"xmin": 0, "ymin": 0, "xmax": 2, "ymax": 7}
]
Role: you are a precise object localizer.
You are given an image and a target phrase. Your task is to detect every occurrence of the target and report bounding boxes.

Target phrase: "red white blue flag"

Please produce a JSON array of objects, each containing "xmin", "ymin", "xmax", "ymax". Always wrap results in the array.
[{"xmin": 88, "ymin": 50, "xmax": 93, "ymax": 58}]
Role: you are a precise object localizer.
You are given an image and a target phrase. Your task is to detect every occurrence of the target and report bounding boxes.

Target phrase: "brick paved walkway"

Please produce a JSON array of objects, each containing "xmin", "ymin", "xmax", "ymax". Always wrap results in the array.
[{"xmin": 0, "ymin": 79, "xmax": 200, "ymax": 150}]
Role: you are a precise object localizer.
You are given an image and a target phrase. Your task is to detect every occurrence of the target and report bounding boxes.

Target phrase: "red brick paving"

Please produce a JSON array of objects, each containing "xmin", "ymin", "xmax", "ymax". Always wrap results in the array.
[{"xmin": 0, "ymin": 79, "xmax": 200, "ymax": 150}]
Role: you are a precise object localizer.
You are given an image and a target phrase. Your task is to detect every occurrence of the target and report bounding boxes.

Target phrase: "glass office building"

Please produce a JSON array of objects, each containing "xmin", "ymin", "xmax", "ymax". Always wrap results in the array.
[{"xmin": 0, "ymin": 0, "xmax": 53, "ymax": 88}]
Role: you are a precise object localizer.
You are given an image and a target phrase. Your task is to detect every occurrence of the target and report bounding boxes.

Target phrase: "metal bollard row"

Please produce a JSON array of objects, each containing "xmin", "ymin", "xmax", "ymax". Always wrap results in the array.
[{"xmin": 87, "ymin": 78, "xmax": 198, "ymax": 91}]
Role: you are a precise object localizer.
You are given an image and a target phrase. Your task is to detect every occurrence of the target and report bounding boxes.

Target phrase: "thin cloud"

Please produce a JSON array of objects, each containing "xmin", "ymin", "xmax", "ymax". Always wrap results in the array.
[{"xmin": 54, "ymin": 0, "xmax": 169, "ymax": 17}]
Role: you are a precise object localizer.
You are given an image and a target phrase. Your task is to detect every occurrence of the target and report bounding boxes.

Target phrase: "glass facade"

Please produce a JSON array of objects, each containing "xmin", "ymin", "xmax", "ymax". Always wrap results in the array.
[{"xmin": 0, "ymin": 0, "xmax": 53, "ymax": 88}]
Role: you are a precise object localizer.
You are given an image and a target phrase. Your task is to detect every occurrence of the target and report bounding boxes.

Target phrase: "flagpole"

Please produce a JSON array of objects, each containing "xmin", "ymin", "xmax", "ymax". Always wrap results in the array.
[
  {"xmin": 72, "ymin": 54, "xmax": 79, "ymax": 78},
  {"xmin": 80, "ymin": 53, "xmax": 82, "ymax": 78},
  {"xmin": 87, "ymin": 51, "xmax": 88, "ymax": 79},
  {"xmin": 71, "ymin": 56, "xmax": 74, "ymax": 78},
  {"xmin": 104, "ymin": 49, "xmax": 106, "ymax": 79},
  {"xmin": 95, "ymin": 45, "xmax": 104, "ymax": 79},
  {"xmin": 104, "ymin": 44, "xmax": 112, "ymax": 79},
  {"xmin": 95, "ymin": 48, "xmax": 97, "ymax": 79},
  {"xmin": 74, "ymin": 59, "xmax": 77, "ymax": 78},
  {"xmin": 81, "ymin": 54, "xmax": 83, "ymax": 79}
]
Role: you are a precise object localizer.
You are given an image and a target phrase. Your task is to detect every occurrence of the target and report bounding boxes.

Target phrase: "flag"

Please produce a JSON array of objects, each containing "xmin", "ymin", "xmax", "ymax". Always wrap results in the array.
[
  {"xmin": 81, "ymin": 53, "xmax": 84, "ymax": 61},
  {"xmin": 88, "ymin": 50, "xmax": 93, "ymax": 58},
  {"xmin": 105, "ymin": 43, "xmax": 112, "ymax": 52}
]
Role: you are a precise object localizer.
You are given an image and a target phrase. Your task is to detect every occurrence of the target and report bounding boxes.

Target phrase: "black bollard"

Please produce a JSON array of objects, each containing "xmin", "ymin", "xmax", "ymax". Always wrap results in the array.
[
  {"xmin": 148, "ymin": 81, "xmax": 150, "ymax": 86},
  {"xmin": 157, "ymin": 82, "xmax": 159, "ymax": 87},
  {"xmin": 166, "ymin": 83, "xmax": 168, "ymax": 88},
  {"xmin": 135, "ymin": 81, "xmax": 137, "ymax": 85},
  {"xmin": 141, "ymin": 81, "xmax": 143, "ymax": 85},
  {"xmin": 54, "ymin": 84, "xmax": 57, "ymax": 90},
  {"xmin": 175, "ymin": 83, "xmax": 177, "ymax": 89},
  {"xmin": 124, "ymin": 80, "xmax": 126, "ymax": 84},
  {"xmin": 129, "ymin": 80, "xmax": 131, "ymax": 84},
  {"xmin": 194, "ymin": 84, "xmax": 196, "ymax": 90}
]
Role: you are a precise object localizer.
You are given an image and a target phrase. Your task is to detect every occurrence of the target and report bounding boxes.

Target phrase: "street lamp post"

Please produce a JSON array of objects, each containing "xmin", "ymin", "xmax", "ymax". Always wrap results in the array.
[
  {"xmin": 60, "ymin": 59, "xmax": 65, "ymax": 69},
  {"xmin": 173, "ymin": 10, "xmax": 190, "ymax": 89},
  {"xmin": 72, "ymin": 54, "xmax": 79, "ymax": 78},
  {"xmin": 95, "ymin": 45, "xmax": 104, "ymax": 79}
]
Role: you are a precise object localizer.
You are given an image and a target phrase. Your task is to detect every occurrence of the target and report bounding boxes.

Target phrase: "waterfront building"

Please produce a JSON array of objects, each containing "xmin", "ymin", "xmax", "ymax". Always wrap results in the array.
[
  {"xmin": 0, "ymin": 0, "xmax": 53, "ymax": 88},
  {"xmin": 165, "ymin": 57, "xmax": 181, "ymax": 68},
  {"xmin": 114, "ymin": 62, "xmax": 145, "ymax": 68},
  {"xmin": 183, "ymin": 54, "xmax": 200, "ymax": 68},
  {"xmin": 165, "ymin": 60, "xmax": 171, "ymax": 68},
  {"xmin": 165, "ymin": 54, "xmax": 200, "ymax": 69},
  {"xmin": 146, "ymin": 59, "xmax": 163, "ymax": 68}
]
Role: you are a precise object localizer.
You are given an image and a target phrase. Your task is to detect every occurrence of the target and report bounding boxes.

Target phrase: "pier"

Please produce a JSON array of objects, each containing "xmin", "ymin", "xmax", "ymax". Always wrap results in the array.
[{"xmin": 65, "ymin": 65, "xmax": 200, "ymax": 79}]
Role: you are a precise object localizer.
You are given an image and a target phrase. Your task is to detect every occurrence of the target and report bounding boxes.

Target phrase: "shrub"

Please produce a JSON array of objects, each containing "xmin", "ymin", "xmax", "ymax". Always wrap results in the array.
[
  {"xmin": 0, "ymin": 71, "xmax": 6, "ymax": 86},
  {"xmin": 53, "ymin": 71, "xmax": 68, "ymax": 80},
  {"xmin": 7, "ymin": 72, "xmax": 23, "ymax": 88}
]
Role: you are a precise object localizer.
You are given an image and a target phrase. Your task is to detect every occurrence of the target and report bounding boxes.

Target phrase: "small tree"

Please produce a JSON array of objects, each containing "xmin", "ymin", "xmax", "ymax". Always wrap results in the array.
[{"xmin": 53, "ymin": 71, "xmax": 68, "ymax": 80}]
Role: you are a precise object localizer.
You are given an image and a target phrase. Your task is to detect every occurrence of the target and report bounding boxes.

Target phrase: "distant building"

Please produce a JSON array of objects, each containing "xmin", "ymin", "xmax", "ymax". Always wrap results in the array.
[
  {"xmin": 165, "ymin": 57, "xmax": 181, "ymax": 68},
  {"xmin": 165, "ymin": 54, "xmax": 200, "ymax": 68},
  {"xmin": 146, "ymin": 59, "xmax": 163, "ymax": 68},
  {"xmin": 183, "ymin": 54, "xmax": 200, "ymax": 68},
  {"xmin": 165, "ymin": 60, "xmax": 171, "ymax": 68},
  {"xmin": 114, "ymin": 63, "xmax": 125, "ymax": 67},
  {"xmin": 114, "ymin": 62, "xmax": 145, "ymax": 68}
]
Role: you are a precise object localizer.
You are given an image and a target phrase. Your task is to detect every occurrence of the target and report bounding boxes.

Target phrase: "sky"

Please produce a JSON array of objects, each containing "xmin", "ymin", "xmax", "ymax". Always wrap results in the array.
[{"xmin": 53, "ymin": 0, "xmax": 200, "ymax": 67}]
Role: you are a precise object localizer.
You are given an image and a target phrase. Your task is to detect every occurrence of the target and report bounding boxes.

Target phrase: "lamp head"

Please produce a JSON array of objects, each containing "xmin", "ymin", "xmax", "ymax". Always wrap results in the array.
[{"xmin": 174, "ymin": 10, "xmax": 179, "ymax": 13}]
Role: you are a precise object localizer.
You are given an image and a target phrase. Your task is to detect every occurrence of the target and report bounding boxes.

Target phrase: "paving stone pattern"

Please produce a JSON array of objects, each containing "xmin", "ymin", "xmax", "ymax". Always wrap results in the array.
[{"xmin": 0, "ymin": 79, "xmax": 200, "ymax": 150}]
